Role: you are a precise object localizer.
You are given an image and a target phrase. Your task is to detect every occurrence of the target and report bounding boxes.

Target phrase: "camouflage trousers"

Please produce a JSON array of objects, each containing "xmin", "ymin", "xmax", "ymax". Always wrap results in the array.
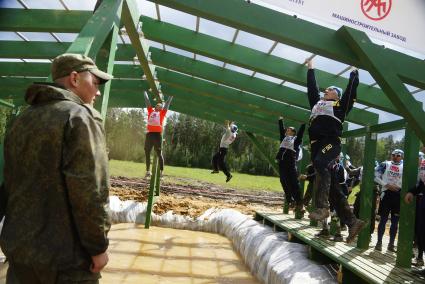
[{"xmin": 6, "ymin": 261, "xmax": 100, "ymax": 284}]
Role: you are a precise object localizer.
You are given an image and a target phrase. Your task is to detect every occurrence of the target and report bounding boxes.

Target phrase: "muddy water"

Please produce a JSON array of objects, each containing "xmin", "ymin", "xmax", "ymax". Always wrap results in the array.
[{"xmin": 103, "ymin": 223, "xmax": 259, "ymax": 283}]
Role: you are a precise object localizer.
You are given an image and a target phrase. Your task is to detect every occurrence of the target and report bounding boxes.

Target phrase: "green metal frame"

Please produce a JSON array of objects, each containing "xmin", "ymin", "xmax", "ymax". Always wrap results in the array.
[
  {"xmin": 396, "ymin": 125, "xmax": 420, "ymax": 267},
  {"xmin": 147, "ymin": 0, "xmax": 425, "ymax": 89},
  {"xmin": 1, "ymin": 1, "xmax": 425, "ymax": 267}
]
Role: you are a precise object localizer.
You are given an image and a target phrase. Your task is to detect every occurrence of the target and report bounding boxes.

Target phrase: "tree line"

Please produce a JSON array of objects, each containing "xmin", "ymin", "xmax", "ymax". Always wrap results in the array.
[
  {"xmin": 0, "ymin": 106, "xmax": 408, "ymax": 176},
  {"xmin": 104, "ymin": 108, "xmax": 409, "ymax": 176}
]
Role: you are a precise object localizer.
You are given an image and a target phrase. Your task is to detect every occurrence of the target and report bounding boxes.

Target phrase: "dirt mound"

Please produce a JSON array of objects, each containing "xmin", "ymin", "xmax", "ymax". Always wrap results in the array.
[{"xmin": 110, "ymin": 176, "xmax": 283, "ymax": 218}]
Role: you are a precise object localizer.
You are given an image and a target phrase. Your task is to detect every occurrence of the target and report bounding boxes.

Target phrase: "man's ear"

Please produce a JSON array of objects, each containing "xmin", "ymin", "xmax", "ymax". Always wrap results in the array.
[{"xmin": 69, "ymin": 71, "xmax": 79, "ymax": 88}]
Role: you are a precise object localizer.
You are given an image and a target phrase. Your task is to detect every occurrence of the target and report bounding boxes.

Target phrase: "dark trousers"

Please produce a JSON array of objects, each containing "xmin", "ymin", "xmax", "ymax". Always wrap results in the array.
[
  {"xmin": 303, "ymin": 181, "xmax": 314, "ymax": 206},
  {"xmin": 278, "ymin": 160, "xmax": 302, "ymax": 204},
  {"xmin": 311, "ymin": 137, "xmax": 341, "ymax": 209},
  {"xmin": 6, "ymin": 261, "xmax": 99, "ymax": 284},
  {"xmin": 377, "ymin": 191, "xmax": 400, "ymax": 244},
  {"xmin": 145, "ymin": 132, "xmax": 164, "ymax": 171},
  {"xmin": 353, "ymin": 187, "xmax": 378, "ymax": 234},
  {"xmin": 416, "ymin": 194, "xmax": 425, "ymax": 259},
  {"xmin": 212, "ymin": 147, "xmax": 230, "ymax": 177},
  {"xmin": 329, "ymin": 184, "xmax": 356, "ymax": 228}
]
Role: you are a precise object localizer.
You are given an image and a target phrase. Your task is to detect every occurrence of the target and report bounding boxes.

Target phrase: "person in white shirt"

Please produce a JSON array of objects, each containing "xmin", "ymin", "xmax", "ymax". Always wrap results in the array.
[
  {"xmin": 211, "ymin": 121, "xmax": 238, "ymax": 182},
  {"xmin": 374, "ymin": 149, "xmax": 404, "ymax": 252}
]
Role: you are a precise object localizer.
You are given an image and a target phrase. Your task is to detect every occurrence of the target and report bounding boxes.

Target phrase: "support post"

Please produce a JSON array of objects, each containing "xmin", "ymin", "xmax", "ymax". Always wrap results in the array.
[
  {"xmin": 245, "ymin": 132, "xmax": 279, "ymax": 175},
  {"xmin": 396, "ymin": 124, "xmax": 420, "ymax": 267},
  {"xmin": 145, "ymin": 154, "xmax": 158, "ymax": 229},
  {"xmin": 357, "ymin": 131, "xmax": 377, "ymax": 249},
  {"xmin": 95, "ymin": 8, "xmax": 121, "ymax": 120}
]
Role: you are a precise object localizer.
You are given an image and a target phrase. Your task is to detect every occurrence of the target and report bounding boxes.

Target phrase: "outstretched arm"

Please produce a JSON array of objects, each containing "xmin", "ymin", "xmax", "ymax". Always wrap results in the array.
[
  {"xmin": 306, "ymin": 60, "xmax": 320, "ymax": 109},
  {"xmin": 340, "ymin": 69, "xmax": 359, "ymax": 116},
  {"xmin": 163, "ymin": 96, "xmax": 173, "ymax": 110},
  {"xmin": 278, "ymin": 117, "xmax": 286, "ymax": 141},
  {"xmin": 294, "ymin": 123, "xmax": 306, "ymax": 147},
  {"xmin": 144, "ymin": 92, "xmax": 152, "ymax": 108}
]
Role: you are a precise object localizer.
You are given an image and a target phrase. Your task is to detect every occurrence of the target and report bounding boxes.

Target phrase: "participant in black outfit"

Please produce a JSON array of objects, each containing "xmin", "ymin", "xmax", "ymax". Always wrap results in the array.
[
  {"xmin": 300, "ymin": 163, "xmax": 316, "ymax": 207},
  {"xmin": 275, "ymin": 117, "xmax": 306, "ymax": 218},
  {"xmin": 406, "ymin": 148, "xmax": 425, "ymax": 272},
  {"xmin": 374, "ymin": 149, "xmax": 404, "ymax": 252},
  {"xmin": 305, "ymin": 59, "xmax": 365, "ymax": 243}
]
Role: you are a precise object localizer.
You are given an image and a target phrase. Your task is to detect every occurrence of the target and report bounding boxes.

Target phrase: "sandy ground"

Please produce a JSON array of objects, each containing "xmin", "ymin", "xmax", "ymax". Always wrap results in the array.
[{"xmin": 110, "ymin": 176, "xmax": 284, "ymax": 218}]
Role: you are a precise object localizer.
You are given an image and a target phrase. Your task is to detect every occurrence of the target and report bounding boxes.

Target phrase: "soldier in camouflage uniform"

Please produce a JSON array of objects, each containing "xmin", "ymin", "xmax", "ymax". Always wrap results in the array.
[{"xmin": 0, "ymin": 53, "xmax": 112, "ymax": 283}]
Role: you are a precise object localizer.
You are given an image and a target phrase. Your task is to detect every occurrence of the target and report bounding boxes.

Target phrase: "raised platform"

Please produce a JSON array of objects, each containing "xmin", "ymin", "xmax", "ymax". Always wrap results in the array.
[{"xmin": 255, "ymin": 211, "xmax": 425, "ymax": 284}]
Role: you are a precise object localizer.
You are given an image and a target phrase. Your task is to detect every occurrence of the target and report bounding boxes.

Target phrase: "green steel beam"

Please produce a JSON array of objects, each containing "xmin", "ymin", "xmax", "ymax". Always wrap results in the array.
[
  {"xmin": 397, "ymin": 125, "xmax": 420, "ymax": 267},
  {"xmin": 168, "ymin": 89, "xmax": 279, "ymax": 135},
  {"xmin": 62, "ymin": 0, "xmax": 123, "ymax": 58},
  {"xmin": 245, "ymin": 132, "xmax": 279, "ymax": 175},
  {"xmin": 356, "ymin": 131, "xmax": 377, "ymax": 249},
  {"xmin": 140, "ymin": 17, "xmax": 397, "ymax": 114},
  {"xmin": 121, "ymin": 0, "xmax": 161, "ymax": 101},
  {"xmin": 342, "ymin": 119, "xmax": 406, "ymax": 138},
  {"xmin": 161, "ymin": 82, "xmax": 290, "ymax": 127},
  {"xmin": 94, "ymin": 3, "xmax": 123, "ymax": 121},
  {"xmin": 0, "ymin": 62, "xmax": 143, "ymax": 78},
  {"xmin": 0, "ymin": 77, "xmax": 151, "ymax": 107},
  {"xmin": 150, "ymin": 48, "xmax": 377, "ymax": 126},
  {"xmin": 162, "ymin": 84, "xmax": 289, "ymax": 134},
  {"xmin": 0, "ymin": 99, "xmax": 14, "ymax": 109},
  {"xmin": 0, "ymin": 9, "xmax": 91, "ymax": 33},
  {"xmin": 339, "ymin": 26, "xmax": 425, "ymax": 144},
  {"xmin": 171, "ymin": 100, "xmax": 276, "ymax": 139},
  {"xmin": 147, "ymin": 0, "xmax": 425, "ymax": 89},
  {"xmin": 156, "ymin": 68, "xmax": 310, "ymax": 123}
]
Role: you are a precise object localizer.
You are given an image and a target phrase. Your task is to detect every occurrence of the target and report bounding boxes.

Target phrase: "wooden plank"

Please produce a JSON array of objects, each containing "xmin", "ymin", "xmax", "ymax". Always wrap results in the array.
[{"xmin": 256, "ymin": 212, "xmax": 422, "ymax": 284}]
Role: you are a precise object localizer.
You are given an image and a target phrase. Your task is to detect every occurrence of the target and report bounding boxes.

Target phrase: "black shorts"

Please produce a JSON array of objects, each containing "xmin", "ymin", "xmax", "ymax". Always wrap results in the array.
[{"xmin": 378, "ymin": 190, "xmax": 400, "ymax": 216}]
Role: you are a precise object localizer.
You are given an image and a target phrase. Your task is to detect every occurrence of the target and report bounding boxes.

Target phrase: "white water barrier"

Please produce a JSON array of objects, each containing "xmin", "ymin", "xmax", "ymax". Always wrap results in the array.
[{"xmin": 108, "ymin": 196, "xmax": 336, "ymax": 283}]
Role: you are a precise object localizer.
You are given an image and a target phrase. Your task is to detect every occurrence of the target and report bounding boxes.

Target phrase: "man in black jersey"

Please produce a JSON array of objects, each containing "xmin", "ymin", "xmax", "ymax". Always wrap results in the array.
[{"xmin": 305, "ymin": 59, "xmax": 365, "ymax": 240}]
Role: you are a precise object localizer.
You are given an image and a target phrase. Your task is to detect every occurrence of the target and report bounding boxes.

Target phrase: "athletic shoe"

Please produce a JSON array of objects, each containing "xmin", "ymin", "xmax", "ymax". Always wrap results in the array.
[
  {"xmin": 346, "ymin": 219, "xmax": 366, "ymax": 243},
  {"xmin": 226, "ymin": 174, "xmax": 233, "ymax": 182},
  {"xmin": 387, "ymin": 243, "xmax": 396, "ymax": 252},
  {"xmin": 211, "ymin": 170, "xmax": 219, "ymax": 174},
  {"xmin": 308, "ymin": 208, "xmax": 330, "ymax": 221},
  {"xmin": 315, "ymin": 229, "xmax": 330, "ymax": 237},
  {"xmin": 414, "ymin": 258, "xmax": 424, "ymax": 267},
  {"xmin": 333, "ymin": 234, "xmax": 344, "ymax": 242},
  {"xmin": 412, "ymin": 269, "xmax": 425, "ymax": 276},
  {"xmin": 145, "ymin": 171, "xmax": 151, "ymax": 178},
  {"xmin": 374, "ymin": 241, "xmax": 382, "ymax": 251}
]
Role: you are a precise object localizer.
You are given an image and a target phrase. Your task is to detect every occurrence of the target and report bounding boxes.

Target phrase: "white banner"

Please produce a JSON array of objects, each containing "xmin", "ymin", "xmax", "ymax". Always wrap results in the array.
[{"xmin": 259, "ymin": 0, "xmax": 425, "ymax": 55}]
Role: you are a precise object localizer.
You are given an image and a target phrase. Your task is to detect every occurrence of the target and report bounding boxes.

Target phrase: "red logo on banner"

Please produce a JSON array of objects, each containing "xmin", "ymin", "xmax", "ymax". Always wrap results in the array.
[{"xmin": 361, "ymin": 0, "xmax": 392, "ymax": 21}]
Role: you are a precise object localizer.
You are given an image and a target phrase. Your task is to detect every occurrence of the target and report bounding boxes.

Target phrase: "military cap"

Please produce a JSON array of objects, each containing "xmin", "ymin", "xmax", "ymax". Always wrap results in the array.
[{"xmin": 52, "ymin": 53, "xmax": 113, "ymax": 84}]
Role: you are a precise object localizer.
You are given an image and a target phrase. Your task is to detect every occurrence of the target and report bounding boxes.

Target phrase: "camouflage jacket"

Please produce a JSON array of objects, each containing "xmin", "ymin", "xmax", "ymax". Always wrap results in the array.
[{"xmin": 0, "ymin": 83, "xmax": 110, "ymax": 272}]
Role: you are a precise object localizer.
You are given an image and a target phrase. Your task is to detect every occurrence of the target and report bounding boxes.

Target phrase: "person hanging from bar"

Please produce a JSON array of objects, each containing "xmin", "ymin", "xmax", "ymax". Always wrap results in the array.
[
  {"xmin": 405, "ymin": 148, "xmax": 425, "ymax": 272},
  {"xmin": 275, "ymin": 116, "xmax": 306, "ymax": 218},
  {"xmin": 211, "ymin": 120, "xmax": 238, "ymax": 182},
  {"xmin": 144, "ymin": 91, "xmax": 173, "ymax": 178},
  {"xmin": 305, "ymin": 59, "xmax": 365, "ymax": 242},
  {"xmin": 374, "ymin": 149, "xmax": 404, "ymax": 252}
]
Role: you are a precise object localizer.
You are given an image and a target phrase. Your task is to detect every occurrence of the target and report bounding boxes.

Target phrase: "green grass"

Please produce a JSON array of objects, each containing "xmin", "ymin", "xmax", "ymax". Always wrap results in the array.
[{"xmin": 109, "ymin": 159, "xmax": 282, "ymax": 192}]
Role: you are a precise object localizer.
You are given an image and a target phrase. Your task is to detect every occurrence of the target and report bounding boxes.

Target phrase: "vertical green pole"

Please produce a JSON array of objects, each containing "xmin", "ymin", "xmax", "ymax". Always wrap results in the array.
[
  {"xmin": 145, "ymin": 155, "xmax": 158, "ymax": 229},
  {"xmin": 357, "ymin": 131, "xmax": 377, "ymax": 249},
  {"xmin": 396, "ymin": 124, "xmax": 419, "ymax": 267},
  {"xmin": 95, "ymin": 19, "xmax": 121, "ymax": 121},
  {"xmin": 155, "ymin": 156, "xmax": 161, "ymax": 196}
]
